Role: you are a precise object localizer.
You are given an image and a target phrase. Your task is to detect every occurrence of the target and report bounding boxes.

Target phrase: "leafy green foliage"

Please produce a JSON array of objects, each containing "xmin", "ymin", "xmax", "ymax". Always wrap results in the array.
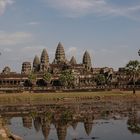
[
  {"xmin": 44, "ymin": 112, "xmax": 53, "ymax": 122},
  {"xmin": 125, "ymin": 60, "xmax": 140, "ymax": 93},
  {"xmin": 126, "ymin": 60, "xmax": 140, "ymax": 76},
  {"xmin": 43, "ymin": 72, "xmax": 52, "ymax": 83},
  {"xmin": 128, "ymin": 123, "xmax": 140, "ymax": 134},
  {"xmin": 60, "ymin": 110, "xmax": 73, "ymax": 124},
  {"xmin": 59, "ymin": 70, "xmax": 75, "ymax": 88},
  {"xmin": 28, "ymin": 72, "xmax": 37, "ymax": 85},
  {"xmin": 95, "ymin": 74, "xmax": 106, "ymax": 85},
  {"xmin": 99, "ymin": 68, "xmax": 113, "ymax": 85},
  {"xmin": 127, "ymin": 113, "xmax": 140, "ymax": 134}
]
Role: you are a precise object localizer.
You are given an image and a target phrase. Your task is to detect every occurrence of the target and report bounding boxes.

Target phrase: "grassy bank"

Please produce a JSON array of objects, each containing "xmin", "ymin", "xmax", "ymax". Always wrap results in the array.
[{"xmin": 0, "ymin": 91, "xmax": 139, "ymax": 105}]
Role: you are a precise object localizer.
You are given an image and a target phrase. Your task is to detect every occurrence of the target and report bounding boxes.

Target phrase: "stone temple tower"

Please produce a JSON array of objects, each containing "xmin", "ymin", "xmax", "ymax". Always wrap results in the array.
[
  {"xmin": 70, "ymin": 56, "xmax": 77, "ymax": 65},
  {"xmin": 21, "ymin": 62, "xmax": 31, "ymax": 74},
  {"xmin": 33, "ymin": 55, "xmax": 40, "ymax": 72},
  {"xmin": 83, "ymin": 51, "xmax": 92, "ymax": 70},
  {"xmin": 40, "ymin": 49, "xmax": 49, "ymax": 72},
  {"xmin": 54, "ymin": 42, "xmax": 66, "ymax": 64}
]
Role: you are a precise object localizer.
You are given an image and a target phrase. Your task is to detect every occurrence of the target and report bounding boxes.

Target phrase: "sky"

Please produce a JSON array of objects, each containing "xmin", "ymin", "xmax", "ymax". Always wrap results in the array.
[{"xmin": 0, "ymin": 0, "xmax": 140, "ymax": 72}]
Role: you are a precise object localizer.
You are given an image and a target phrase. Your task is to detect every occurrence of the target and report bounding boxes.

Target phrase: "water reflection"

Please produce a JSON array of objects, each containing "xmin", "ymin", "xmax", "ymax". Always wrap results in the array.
[
  {"xmin": 34, "ymin": 117, "xmax": 41, "ymax": 132},
  {"xmin": 1, "ymin": 99, "xmax": 140, "ymax": 140},
  {"xmin": 22, "ymin": 116, "xmax": 32, "ymax": 129},
  {"xmin": 127, "ymin": 110, "xmax": 140, "ymax": 134}
]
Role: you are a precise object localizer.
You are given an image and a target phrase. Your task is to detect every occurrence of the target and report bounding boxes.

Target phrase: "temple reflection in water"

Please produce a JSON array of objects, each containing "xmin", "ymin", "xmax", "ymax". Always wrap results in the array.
[
  {"xmin": 1, "ymin": 99, "xmax": 140, "ymax": 140},
  {"xmin": 20, "ymin": 109, "xmax": 95, "ymax": 140}
]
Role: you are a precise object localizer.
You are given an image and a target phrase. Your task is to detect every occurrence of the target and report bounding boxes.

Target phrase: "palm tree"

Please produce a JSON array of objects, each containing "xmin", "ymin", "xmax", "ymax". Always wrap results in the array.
[
  {"xmin": 138, "ymin": 49, "xmax": 140, "ymax": 56},
  {"xmin": 125, "ymin": 60, "xmax": 140, "ymax": 94},
  {"xmin": 43, "ymin": 72, "xmax": 52, "ymax": 85},
  {"xmin": 28, "ymin": 72, "xmax": 37, "ymax": 88}
]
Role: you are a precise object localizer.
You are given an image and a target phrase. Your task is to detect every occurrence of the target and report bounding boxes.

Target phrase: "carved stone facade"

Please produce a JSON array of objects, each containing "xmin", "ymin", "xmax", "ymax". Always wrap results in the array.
[
  {"xmin": 33, "ymin": 55, "xmax": 40, "ymax": 72},
  {"xmin": 2, "ymin": 66, "xmax": 11, "ymax": 75},
  {"xmin": 70, "ymin": 56, "xmax": 77, "ymax": 65},
  {"xmin": 54, "ymin": 42, "xmax": 66, "ymax": 64},
  {"xmin": 83, "ymin": 50, "xmax": 92, "ymax": 71},
  {"xmin": 21, "ymin": 62, "xmax": 31, "ymax": 74},
  {"xmin": 40, "ymin": 49, "xmax": 49, "ymax": 72}
]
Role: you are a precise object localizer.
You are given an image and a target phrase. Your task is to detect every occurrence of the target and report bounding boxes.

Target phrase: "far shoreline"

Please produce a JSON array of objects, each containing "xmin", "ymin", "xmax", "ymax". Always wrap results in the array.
[{"xmin": 0, "ymin": 91, "xmax": 139, "ymax": 106}]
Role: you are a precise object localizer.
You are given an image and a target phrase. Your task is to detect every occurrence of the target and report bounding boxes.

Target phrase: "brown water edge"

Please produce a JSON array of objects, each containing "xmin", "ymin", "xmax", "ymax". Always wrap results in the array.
[
  {"xmin": 0, "ymin": 91, "xmax": 139, "ymax": 106},
  {"xmin": 0, "ymin": 117, "xmax": 22, "ymax": 140}
]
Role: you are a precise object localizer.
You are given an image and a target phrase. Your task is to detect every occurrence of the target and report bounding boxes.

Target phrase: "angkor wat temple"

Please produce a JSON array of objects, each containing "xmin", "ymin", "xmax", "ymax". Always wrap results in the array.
[{"xmin": 0, "ymin": 42, "xmax": 140, "ymax": 92}]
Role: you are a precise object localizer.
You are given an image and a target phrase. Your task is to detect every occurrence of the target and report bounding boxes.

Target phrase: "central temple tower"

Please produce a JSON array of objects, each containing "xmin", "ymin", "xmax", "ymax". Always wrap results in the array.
[
  {"xmin": 83, "ymin": 51, "xmax": 92, "ymax": 70},
  {"xmin": 53, "ymin": 42, "xmax": 66, "ymax": 64}
]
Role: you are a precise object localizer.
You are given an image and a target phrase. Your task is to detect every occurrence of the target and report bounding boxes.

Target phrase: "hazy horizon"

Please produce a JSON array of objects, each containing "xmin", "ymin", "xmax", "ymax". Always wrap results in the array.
[{"xmin": 0, "ymin": 0, "xmax": 140, "ymax": 72}]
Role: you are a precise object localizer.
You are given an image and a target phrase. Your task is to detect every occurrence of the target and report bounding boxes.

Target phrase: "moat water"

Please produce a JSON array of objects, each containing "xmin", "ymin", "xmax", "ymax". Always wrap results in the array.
[{"xmin": 1, "ymin": 98, "xmax": 140, "ymax": 140}]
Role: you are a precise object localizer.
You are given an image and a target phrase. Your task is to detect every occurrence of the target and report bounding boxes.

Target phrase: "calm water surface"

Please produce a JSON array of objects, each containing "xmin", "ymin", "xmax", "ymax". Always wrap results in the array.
[
  {"xmin": 8, "ymin": 117, "xmax": 140, "ymax": 140},
  {"xmin": 1, "ymin": 99, "xmax": 140, "ymax": 140}
]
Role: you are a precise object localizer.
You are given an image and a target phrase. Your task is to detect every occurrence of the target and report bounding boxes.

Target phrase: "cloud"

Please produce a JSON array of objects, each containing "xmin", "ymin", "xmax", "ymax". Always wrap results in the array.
[
  {"xmin": 28, "ymin": 22, "xmax": 40, "ymax": 25},
  {"xmin": 3, "ymin": 48, "xmax": 12, "ymax": 52},
  {"xmin": 47, "ymin": 0, "xmax": 93, "ymax": 13},
  {"xmin": 46, "ymin": 0, "xmax": 105, "ymax": 17},
  {"xmin": 21, "ymin": 45, "xmax": 45, "ymax": 53},
  {"xmin": 67, "ymin": 46, "xmax": 77, "ymax": 54},
  {"xmin": 45, "ymin": 0, "xmax": 140, "ymax": 19},
  {"xmin": 0, "ymin": 0, "xmax": 14, "ymax": 15},
  {"xmin": 0, "ymin": 32, "xmax": 32, "ymax": 45}
]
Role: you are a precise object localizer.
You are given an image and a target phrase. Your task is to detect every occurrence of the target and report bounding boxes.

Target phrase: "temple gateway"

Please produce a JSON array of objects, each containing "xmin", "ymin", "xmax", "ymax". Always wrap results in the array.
[{"xmin": 0, "ymin": 42, "xmax": 140, "ymax": 92}]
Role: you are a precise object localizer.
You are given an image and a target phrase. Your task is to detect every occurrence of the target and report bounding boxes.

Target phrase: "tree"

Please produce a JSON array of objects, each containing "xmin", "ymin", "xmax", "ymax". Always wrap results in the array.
[
  {"xmin": 138, "ymin": 49, "xmax": 140, "ymax": 56},
  {"xmin": 104, "ymin": 72, "xmax": 112, "ymax": 86},
  {"xmin": 59, "ymin": 70, "xmax": 75, "ymax": 88},
  {"xmin": 95, "ymin": 74, "xmax": 106, "ymax": 86},
  {"xmin": 43, "ymin": 72, "xmax": 52, "ymax": 84},
  {"xmin": 28, "ymin": 72, "xmax": 37, "ymax": 87},
  {"xmin": 125, "ymin": 60, "xmax": 140, "ymax": 94},
  {"xmin": 127, "ymin": 109, "xmax": 140, "ymax": 134},
  {"xmin": 127, "ymin": 119, "xmax": 140, "ymax": 134},
  {"xmin": 100, "ymin": 68, "xmax": 113, "ymax": 86}
]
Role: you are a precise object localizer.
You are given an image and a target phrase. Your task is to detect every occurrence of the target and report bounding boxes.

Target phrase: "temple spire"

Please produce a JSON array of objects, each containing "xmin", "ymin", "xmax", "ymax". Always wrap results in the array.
[
  {"xmin": 40, "ymin": 49, "xmax": 49, "ymax": 72},
  {"xmin": 42, "ymin": 123, "xmax": 50, "ymax": 140},
  {"xmin": 70, "ymin": 56, "xmax": 77, "ymax": 65},
  {"xmin": 83, "ymin": 50, "xmax": 92, "ymax": 70},
  {"xmin": 33, "ymin": 55, "xmax": 40, "ymax": 72},
  {"xmin": 54, "ymin": 42, "xmax": 66, "ymax": 64}
]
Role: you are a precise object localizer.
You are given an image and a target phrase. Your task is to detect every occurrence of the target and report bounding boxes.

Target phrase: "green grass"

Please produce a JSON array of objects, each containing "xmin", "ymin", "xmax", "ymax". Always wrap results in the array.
[{"xmin": 0, "ymin": 91, "xmax": 139, "ymax": 105}]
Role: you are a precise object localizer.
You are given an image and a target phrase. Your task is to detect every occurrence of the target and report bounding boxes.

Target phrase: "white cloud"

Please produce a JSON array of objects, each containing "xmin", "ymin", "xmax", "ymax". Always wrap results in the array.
[
  {"xmin": 66, "ymin": 46, "xmax": 77, "ymax": 59},
  {"xmin": 46, "ymin": 0, "xmax": 106, "ymax": 17},
  {"xmin": 3, "ymin": 48, "xmax": 12, "ymax": 52},
  {"xmin": 0, "ymin": 0, "xmax": 14, "ymax": 15},
  {"xmin": 0, "ymin": 32, "xmax": 32, "ymax": 45},
  {"xmin": 47, "ymin": 0, "xmax": 93, "ymax": 12},
  {"xmin": 67, "ymin": 46, "xmax": 77, "ymax": 53},
  {"xmin": 45, "ymin": 0, "xmax": 140, "ymax": 19},
  {"xmin": 28, "ymin": 22, "xmax": 40, "ymax": 25},
  {"xmin": 21, "ymin": 45, "xmax": 45, "ymax": 52}
]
